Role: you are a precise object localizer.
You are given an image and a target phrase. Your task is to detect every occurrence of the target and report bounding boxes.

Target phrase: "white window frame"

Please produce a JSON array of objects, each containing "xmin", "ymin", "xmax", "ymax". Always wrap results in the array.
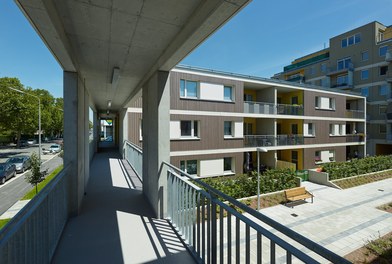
[
  {"xmin": 315, "ymin": 96, "xmax": 336, "ymax": 110},
  {"xmin": 180, "ymin": 79, "xmax": 199, "ymax": 99},
  {"xmin": 304, "ymin": 123, "xmax": 315, "ymax": 137},
  {"xmin": 180, "ymin": 120, "xmax": 199, "ymax": 139},
  {"xmin": 329, "ymin": 123, "xmax": 346, "ymax": 136}
]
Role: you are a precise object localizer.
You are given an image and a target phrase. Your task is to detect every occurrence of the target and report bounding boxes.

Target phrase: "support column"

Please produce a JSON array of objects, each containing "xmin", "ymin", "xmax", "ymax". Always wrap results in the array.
[
  {"xmin": 142, "ymin": 71, "xmax": 170, "ymax": 218},
  {"xmin": 64, "ymin": 71, "xmax": 89, "ymax": 216},
  {"xmin": 119, "ymin": 108, "xmax": 129, "ymax": 155}
]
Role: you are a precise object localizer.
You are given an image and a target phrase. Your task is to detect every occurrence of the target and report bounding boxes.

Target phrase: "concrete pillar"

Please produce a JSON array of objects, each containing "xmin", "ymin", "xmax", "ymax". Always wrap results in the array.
[
  {"xmin": 118, "ymin": 108, "xmax": 129, "ymax": 155},
  {"xmin": 142, "ymin": 71, "xmax": 170, "ymax": 218},
  {"xmin": 63, "ymin": 71, "xmax": 89, "ymax": 216}
]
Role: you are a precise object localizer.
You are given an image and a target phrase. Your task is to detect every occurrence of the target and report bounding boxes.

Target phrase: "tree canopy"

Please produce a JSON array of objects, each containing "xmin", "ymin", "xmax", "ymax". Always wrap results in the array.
[{"xmin": 0, "ymin": 77, "xmax": 63, "ymax": 145}]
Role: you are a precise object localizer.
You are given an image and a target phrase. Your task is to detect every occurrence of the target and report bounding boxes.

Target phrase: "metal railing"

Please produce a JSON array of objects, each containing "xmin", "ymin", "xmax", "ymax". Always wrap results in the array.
[
  {"xmin": 244, "ymin": 135, "xmax": 305, "ymax": 147},
  {"xmin": 164, "ymin": 162, "xmax": 350, "ymax": 264},
  {"xmin": 346, "ymin": 134, "xmax": 365, "ymax": 143},
  {"xmin": 123, "ymin": 140, "xmax": 143, "ymax": 180},
  {"xmin": 244, "ymin": 101, "xmax": 304, "ymax": 116},
  {"xmin": 345, "ymin": 110, "xmax": 365, "ymax": 119},
  {"xmin": 0, "ymin": 166, "xmax": 69, "ymax": 263}
]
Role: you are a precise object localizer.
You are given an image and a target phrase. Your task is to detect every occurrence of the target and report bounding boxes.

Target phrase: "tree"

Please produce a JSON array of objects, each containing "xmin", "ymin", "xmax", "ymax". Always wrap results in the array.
[
  {"xmin": 0, "ymin": 78, "xmax": 37, "ymax": 147},
  {"xmin": 25, "ymin": 152, "xmax": 43, "ymax": 194}
]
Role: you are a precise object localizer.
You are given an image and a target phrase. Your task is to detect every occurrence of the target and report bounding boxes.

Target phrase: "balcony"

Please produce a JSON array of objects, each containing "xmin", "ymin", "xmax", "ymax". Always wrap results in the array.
[
  {"xmin": 345, "ymin": 109, "xmax": 365, "ymax": 119},
  {"xmin": 244, "ymin": 134, "xmax": 304, "ymax": 147},
  {"xmin": 346, "ymin": 134, "xmax": 366, "ymax": 143},
  {"xmin": 244, "ymin": 101, "xmax": 304, "ymax": 116},
  {"xmin": 286, "ymin": 73, "xmax": 305, "ymax": 83},
  {"xmin": 327, "ymin": 62, "xmax": 354, "ymax": 76}
]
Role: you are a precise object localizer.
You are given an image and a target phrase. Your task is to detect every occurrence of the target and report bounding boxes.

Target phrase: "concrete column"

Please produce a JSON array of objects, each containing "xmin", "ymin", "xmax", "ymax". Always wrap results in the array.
[
  {"xmin": 63, "ymin": 71, "xmax": 89, "ymax": 216},
  {"xmin": 142, "ymin": 71, "xmax": 170, "ymax": 219},
  {"xmin": 118, "ymin": 108, "xmax": 129, "ymax": 155}
]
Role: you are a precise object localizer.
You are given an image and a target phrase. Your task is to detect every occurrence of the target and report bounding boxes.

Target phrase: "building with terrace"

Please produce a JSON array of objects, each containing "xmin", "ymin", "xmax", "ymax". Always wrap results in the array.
[
  {"xmin": 127, "ymin": 66, "xmax": 366, "ymax": 177},
  {"xmin": 274, "ymin": 21, "xmax": 392, "ymax": 156}
]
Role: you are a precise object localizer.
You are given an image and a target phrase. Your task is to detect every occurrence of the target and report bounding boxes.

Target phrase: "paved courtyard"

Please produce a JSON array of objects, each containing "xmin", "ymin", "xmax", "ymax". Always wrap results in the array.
[{"xmin": 248, "ymin": 178, "xmax": 392, "ymax": 263}]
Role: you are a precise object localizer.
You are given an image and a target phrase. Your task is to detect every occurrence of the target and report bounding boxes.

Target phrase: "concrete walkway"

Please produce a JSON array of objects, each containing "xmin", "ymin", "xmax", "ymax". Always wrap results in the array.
[
  {"xmin": 249, "ymin": 179, "xmax": 392, "ymax": 263},
  {"xmin": 52, "ymin": 150, "xmax": 194, "ymax": 264}
]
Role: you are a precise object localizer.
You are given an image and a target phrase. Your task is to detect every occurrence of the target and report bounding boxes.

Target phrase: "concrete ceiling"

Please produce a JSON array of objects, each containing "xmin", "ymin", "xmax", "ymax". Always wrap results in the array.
[{"xmin": 15, "ymin": 0, "xmax": 250, "ymax": 113}]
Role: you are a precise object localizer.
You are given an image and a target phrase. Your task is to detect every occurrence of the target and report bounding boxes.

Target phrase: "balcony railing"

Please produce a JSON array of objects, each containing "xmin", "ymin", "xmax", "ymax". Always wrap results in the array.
[
  {"xmin": 345, "ymin": 109, "xmax": 365, "ymax": 119},
  {"xmin": 346, "ymin": 134, "xmax": 365, "ymax": 142},
  {"xmin": 244, "ymin": 135, "xmax": 304, "ymax": 147},
  {"xmin": 124, "ymin": 140, "xmax": 143, "ymax": 179},
  {"xmin": 244, "ymin": 101, "xmax": 304, "ymax": 116},
  {"xmin": 0, "ymin": 166, "xmax": 69, "ymax": 263},
  {"xmin": 164, "ymin": 162, "xmax": 350, "ymax": 263}
]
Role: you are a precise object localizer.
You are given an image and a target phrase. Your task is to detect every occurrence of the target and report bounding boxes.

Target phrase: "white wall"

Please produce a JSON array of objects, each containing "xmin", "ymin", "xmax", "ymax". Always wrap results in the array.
[
  {"xmin": 170, "ymin": 121, "xmax": 181, "ymax": 139},
  {"xmin": 199, "ymin": 82, "xmax": 224, "ymax": 101},
  {"xmin": 200, "ymin": 159, "xmax": 223, "ymax": 176}
]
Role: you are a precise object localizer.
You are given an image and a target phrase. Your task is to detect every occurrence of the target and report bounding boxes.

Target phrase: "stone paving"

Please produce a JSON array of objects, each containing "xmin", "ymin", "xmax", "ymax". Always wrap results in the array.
[{"xmin": 248, "ymin": 178, "xmax": 392, "ymax": 263}]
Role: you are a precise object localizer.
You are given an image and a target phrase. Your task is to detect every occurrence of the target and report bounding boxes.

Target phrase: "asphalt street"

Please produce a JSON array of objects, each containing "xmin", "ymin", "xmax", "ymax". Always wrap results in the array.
[{"xmin": 0, "ymin": 144, "xmax": 64, "ymax": 216}]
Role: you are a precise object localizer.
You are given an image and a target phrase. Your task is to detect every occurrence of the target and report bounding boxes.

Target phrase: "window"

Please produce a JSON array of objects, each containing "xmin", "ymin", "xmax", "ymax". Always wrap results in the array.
[
  {"xmin": 224, "ymin": 157, "xmax": 232, "ymax": 172},
  {"xmin": 180, "ymin": 160, "xmax": 198, "ymax": 175},
  {"xmin": 341, "ymin": 33, "xmax": 361, "ymax": 48},
  {"xmin": 321, "ymin": 63, "xmax": 327, "ymax": 73},
  {"xmin": 380, "ymin": 66, "xmax": 388, "ymax": 76},
  {"xmin": 361, "ymin": 51, "xmax": 369, "ymax": 61},
  {"xmin": 380, "ymin": 46, "xmax": 388, "ymax": 57},
  {"xmin": 379, "ymin": 85, "xmax": 388, "ymax": 96},
  {"xmin": 379, "ymin": 105, "xmax": 387, "ymax": 115},
  {"xmin": 361, "ymin": 87, "xmax": 369, "ymax": 97},
  {"xmin": 380, "ymin": 124, "xmax": 387, "ymax": 134},
  {"xmin": 244, "ymin": 94, "xmax": 253, "ymax": 101},
  {"xmin": 329, "ymin": 123, "xmax": 346, "ymax": 136},
  {"xmin": 337, "ymin": 74, "xmax": 348, "ymax": 86},
  {"xmin": 180, "ymin": 120, "xmax": 199, "ymax": 138},
  {"xmin": 180, "ymin": 79, "xmax": 198, "ymax": 98},
  {"xmin": 224, "ymin": 121, "xmax": 233, "ymax": 136},
  {"xmin": 378, "ymin": 31, "xmax": 384, "ymax": 42},
  {"xmin": 305, "ymin": 123, "xmax": 315, "ymax": 136},
  {"xmin": 315, "ymin": 96, "xmax": 335, "ymax": 110},
  {"xmin": 321, "ymin": 78, "xmax": 329, "ymax": 87},
  {"xmin": 291, "ymin": 96, "xmax": 298, "ymax": 105},
  {"xmin": 329, "ymin": 150, "xmax": 336, "ymax": 162},
  {"xmin": 224, "ymin": 86, "xmax": 233, "ymax": 101},
  {"xmin": 337, "ymin": 57, "xmax": 351, "ymax": 70},
  {"xmin": 361, "ymin": 69, "xmax": 369, "ymax": 80}
]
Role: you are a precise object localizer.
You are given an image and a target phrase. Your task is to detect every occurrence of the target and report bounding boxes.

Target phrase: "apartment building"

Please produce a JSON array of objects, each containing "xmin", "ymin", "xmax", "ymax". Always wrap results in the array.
[
  {"xmin": 126, "ymin": 66, "xmax": 366, "ymax": 177},
  {"xmin": 274, "ymin": 21, "xmax": 392, "ymax": 156}
]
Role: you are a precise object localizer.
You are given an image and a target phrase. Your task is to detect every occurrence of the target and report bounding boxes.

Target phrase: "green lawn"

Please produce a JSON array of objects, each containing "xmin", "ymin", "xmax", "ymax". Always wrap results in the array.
[
  {"xmin": 0, "ymin": 218, "xmax": 11, "ymax": 229},
  {"xmin": 21, "ymin": 165, "xmax": 64, "ymax": 200},
  {"xmin": 333, "ymin": 170, "xmax": 392, "ymax": 189}
]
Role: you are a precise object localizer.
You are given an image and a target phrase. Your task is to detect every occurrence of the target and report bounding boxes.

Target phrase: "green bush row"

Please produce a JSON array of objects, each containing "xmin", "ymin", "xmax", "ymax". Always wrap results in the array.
[
  {"xmin": 322, "ymin": 155, "xmax": 392, "ymax": 180},
  {"xmin": 200, "ymin": 168, "xmax": 297, "ymax": 199}
]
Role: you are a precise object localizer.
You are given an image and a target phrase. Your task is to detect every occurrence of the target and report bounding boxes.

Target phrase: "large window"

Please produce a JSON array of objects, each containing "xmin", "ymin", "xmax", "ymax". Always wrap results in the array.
[
  {"xmin": 180, "ymin": 120, "xmax": 199, "ymax": 138},
  {"xmin": 337, "ymin": 74, "xmax": 348, "ymax": 86},
  {"xmin": 180, "ymin": 79, "xmax": 198, "ymax": 98},
  {"xmin": 304, "ymin": 123, "xmax": 315, "ymax": 137},
  {"xmin": 361, "ymin": 51, "xmax": 369, "ymax": 61},
  {"xmin": 361, "ymin": 87, "xmax": 369, "ymax": 97},
  {"xmin": 379, "ymin": 46, "xmax": 388, "ymax": 57},
  {"xmin": 341, "ymin": 33, "xmax": 361, "ymax": 48},
  {"xmin": 315, "ymin": 96, "xmax": 335, "ymax": 110},
  {"xmin": 379, "ymin": 85, "xmax": 388, "ymax": 96},
  {"xmin": 180, "ymin": 160, "xmax": 198, "ymax": 175},
  {"xmin": 337, "ymin": 57, "xmax": 352, "ymax": 70},
  {"xmin": 224, "ymin": 121, "xmax": 233, "ymax": 136},
  {"xmin": 329, "ymin": 124, "xmax": 346, "ymax": 136},
  {"xmin": 380, "ymin": 66, "xmax": 388, "ymax": 76},
  {"xmin": 224, "ymin": 86, "xmax": 233, "ymax": 101},
  {"xmin": 361, "ymin": 69, "xmax": 369, "ymax": 80}
]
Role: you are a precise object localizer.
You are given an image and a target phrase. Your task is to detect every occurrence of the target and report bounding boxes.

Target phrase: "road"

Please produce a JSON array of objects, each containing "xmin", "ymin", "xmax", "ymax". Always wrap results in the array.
[{"xmin": 0, "ymin": 151, "xmax": 63, "ymax": 216}]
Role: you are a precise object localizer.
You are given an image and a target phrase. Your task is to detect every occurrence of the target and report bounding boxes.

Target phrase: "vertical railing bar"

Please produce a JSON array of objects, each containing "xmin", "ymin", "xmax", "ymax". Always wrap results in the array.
[
  {"xmin": 257, "ymin": 232, "xmax": 262, "ymax": 264},
  {"xmin": 219, "ymin": 206, "xmax": 224, "ymax": 264},
  {"xmin": 197, "ymin": 193, "xmax": 201, "ymax": 257},
  {"xmin": 202, "ymin": 196, "xmax": 206, "ymax": 263},
  {"xmin": 270, "ymin": 241, "xmax": 276, "ymax": 264},
  {"xmin": 207, "ymin": 199, "xmax": 211, "ymax": 264},
  {"xmin": 236, "ymin": 218, "xmax": 240, "ymax": 264},
  {"xmin": 286, "ymin": 251, "xmax": 292, "ymax": 264},
  {"xmin": 185, "ymin": 183, "xmax": 189, "ymax": 242},
  {"xmin": 246, "ymin": 224, "xmax": 250, "ymax": 264},
  {"xmin": 211, "ymin": 200, "xmax": 217, "ymax": 264},
  {"xmin": 227, "ymin": 211, "xmax": 232, "ymax": 264}
]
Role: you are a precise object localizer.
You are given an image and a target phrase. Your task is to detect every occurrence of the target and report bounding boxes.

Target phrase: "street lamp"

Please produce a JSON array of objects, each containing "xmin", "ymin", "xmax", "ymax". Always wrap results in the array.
[
  {"xmin": 257, "ymin": 147, "xmax": 268, "ymax": 210},
  {"xmin": 7, "ymin": 87, "xmax": 42, "ymax": 164}
]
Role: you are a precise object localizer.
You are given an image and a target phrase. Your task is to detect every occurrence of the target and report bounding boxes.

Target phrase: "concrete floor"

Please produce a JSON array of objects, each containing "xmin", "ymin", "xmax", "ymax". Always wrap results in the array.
[{"xmin": 52, "ymin": 149, "xmax": 194, "ymax": 264}]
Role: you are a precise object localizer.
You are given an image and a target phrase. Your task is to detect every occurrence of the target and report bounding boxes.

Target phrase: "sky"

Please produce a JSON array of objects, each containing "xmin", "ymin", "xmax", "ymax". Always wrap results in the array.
[{"xmin": 1, "ymin": 0, "xmax": 392, "ymax": 99}]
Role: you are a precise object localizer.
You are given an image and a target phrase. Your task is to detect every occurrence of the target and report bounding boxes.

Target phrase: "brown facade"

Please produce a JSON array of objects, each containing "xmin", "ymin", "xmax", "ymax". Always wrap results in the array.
[
  {"xmin": 303, "ymin": 90, "xmax": 346, "ymax": 118},
  {"xmin": 128, "ymin": 112, "xmax": 142, "ymax": 148},
  {"xmin": 303, "ymin": 146, "xmax": 346, "ymax": 169}
]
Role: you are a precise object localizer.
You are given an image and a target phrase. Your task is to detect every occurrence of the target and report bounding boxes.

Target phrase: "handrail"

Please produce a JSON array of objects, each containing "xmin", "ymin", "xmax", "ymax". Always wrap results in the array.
[
  {"xmin": 123, "ymin": 140, "xmax": 143, "ymax": 180},
  {"xmin": 163, "ymin": 161, "xmax": 350, "ymax": 264},
  {"xmin": 123, "ymin": 139, "xmax": 142, "ymax": 153}
]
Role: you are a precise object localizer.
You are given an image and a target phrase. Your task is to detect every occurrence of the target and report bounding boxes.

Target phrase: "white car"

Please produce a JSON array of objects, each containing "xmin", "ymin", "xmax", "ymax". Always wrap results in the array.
[{"xmin": 49, "ymin": 144, "xmax": 62, "ymax": 153}]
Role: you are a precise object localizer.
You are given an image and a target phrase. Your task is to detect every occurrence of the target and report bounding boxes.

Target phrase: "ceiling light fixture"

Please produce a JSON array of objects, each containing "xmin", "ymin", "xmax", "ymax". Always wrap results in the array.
[
  {"xmin": 107, "ymin": 100, "xmax": 112, "ymax": 108},
  {"xmin": 111, "ymin": 67, "xmax": 120, "ymax": 87}
]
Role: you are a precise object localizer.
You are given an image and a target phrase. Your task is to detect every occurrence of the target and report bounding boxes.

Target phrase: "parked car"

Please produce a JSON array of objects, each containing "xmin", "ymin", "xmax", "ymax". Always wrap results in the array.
[
  {"xmin": 27, "ymin": 139, "xmax": 37, "ymax": 145},
  {"xmin": 49, "ymin": 144, "xmax": 62, "ymax": 153},
  {"xmin": 0, "ymin": 162, "xmax": 16, "ymax": 184},
  {"xmin": 7, "ymin": 155, "xmax": 31, "ymax": 173},
  {"xmin": 42, "ymin": 148, "xmax": 51, "ymax": 155}
]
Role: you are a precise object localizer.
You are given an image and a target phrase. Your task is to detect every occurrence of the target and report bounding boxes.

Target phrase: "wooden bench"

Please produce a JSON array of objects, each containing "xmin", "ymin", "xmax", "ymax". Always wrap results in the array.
[{"xmin": 284, "ymin": 187, "xmax": 313, "ymax": 205}]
